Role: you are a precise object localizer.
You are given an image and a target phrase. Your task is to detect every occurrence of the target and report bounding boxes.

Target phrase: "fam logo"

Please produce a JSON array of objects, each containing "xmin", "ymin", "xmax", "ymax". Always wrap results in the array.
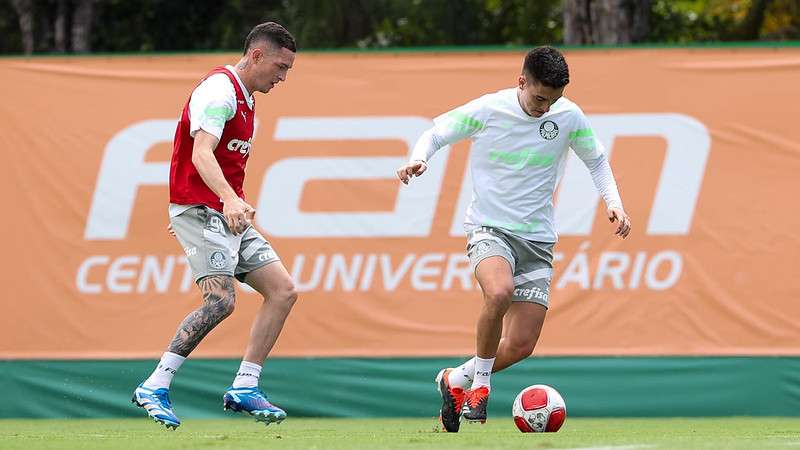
[
  {"xmin": 84, "ymin": 114, "xmax": 710, "ymax": 240},
  {"xmin": 539, "ymin": 120, "xmax": 559, "ymax": 140}
]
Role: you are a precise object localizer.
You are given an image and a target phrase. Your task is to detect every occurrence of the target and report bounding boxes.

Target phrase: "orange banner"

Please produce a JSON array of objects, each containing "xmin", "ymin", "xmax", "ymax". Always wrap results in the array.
[{"xmin": 2, "ymin": 48, "xmax": 799, "ymax": 359}]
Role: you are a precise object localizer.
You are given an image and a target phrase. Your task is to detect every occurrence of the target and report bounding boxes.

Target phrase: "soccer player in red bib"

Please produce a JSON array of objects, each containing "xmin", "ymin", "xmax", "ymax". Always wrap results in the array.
[{"xmin": 132, "ymin": 22, "xmax": 297, "ymax": 429}]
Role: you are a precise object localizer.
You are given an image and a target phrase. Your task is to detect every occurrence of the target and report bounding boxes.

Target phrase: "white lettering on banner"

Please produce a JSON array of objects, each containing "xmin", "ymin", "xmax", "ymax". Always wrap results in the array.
[
  {"xmin": 291, "ymin": 254, "xmax": 326, "ymax": 291},
  {"xmin": 85, "ymin": 120, "xmax": 174, "ymax": 240},
  {"xmin": 645, "ymin": 251, "xmax": 683, "ymax": 290},
  {"xmin": 76, "ymin": 250, "xmax": 682, "ymax": 294},
  {"xmin": 288, "ymin": 250, "xmax": 682, "ymax": 293},
  {"xmin": 323, "ymin": 254, "xmax": 364, "ymax": 291},
  {"xmin": 381, "ymin": 254, "xmax": 416, "ymax": 291},
  {"xmin": 553, "ymin": 245, "xmax": 683, "ymax": 291},
  {"xmin": 441, "ymin": 253, "xmax": 474, "ymax": 290},
  {"xmin": 85, "ymin": 119, "xmax": 259, "ymax": 240},
  {"xmin": 359, "ymin": 254, "xmax": 378, "ymax": 291},
  {"xmin": 138, "ymin": 255, "xmax": 177, "ymax": 293},
  {"xmin": 76, "ymin": 255, "xmax": 110, "ymax": 294},
  {"xmin": 261, "ymin": 117, "xmax": 450, "ymax": 237},
  {"xmin": 76, "ymin": 254, "xmax": 256, "ymax": 294},
  {"xmin": 592, "ymin": 251, "xmax": 629, "ymax": 289},
  {"xmin": 85, "ymin": 114, "xmax": 709, "ymax": 240},
  {"xmin": 107, "ymin": 255, "xmax": 140, "ymax": 293},
  {"xmin": 411, "ymin": 253, "xmax": 446, "ymax": 291}
]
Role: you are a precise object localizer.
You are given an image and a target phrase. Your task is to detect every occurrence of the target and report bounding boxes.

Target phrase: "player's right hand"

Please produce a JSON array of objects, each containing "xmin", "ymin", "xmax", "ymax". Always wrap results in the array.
[
  {"xmin": 396, "ymin": 160, "xmax": 428, "ymax": 185},
  {"xmin": 223, "ymin": 197, "xmax": 256, "ymax": 235}
]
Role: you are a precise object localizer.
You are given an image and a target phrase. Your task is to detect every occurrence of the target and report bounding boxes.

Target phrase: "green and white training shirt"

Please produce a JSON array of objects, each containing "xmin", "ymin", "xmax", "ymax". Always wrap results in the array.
[{"xmin": 411, "ymin": 87, "xmax": 623, "ymax": 243}]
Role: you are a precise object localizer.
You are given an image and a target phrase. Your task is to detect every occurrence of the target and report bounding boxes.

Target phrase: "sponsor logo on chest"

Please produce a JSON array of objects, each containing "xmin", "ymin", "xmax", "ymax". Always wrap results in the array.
[{"xmin": 227, "ymin": 137, "xmax": 252, "ymax": 156}]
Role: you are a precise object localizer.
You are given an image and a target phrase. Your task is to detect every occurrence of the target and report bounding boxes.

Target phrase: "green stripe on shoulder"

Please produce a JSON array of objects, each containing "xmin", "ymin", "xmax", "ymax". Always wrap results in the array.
[
  {"xmin": 447, "ymin": 110, "xmax": 484, "ymax": 134},
  {"xmin": 569, "ymin": 128, "xmax": 594, "ymax": 140},
  {"xmin": 204, "ymin": 105, "xmax": 234, "ymax": 119}
]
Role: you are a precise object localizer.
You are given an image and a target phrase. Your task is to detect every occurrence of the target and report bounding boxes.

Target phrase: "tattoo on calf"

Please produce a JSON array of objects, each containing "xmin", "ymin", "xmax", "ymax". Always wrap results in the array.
[{"xmin": 168, "ymin": 275, "xmax": 236, "ymax": 357}]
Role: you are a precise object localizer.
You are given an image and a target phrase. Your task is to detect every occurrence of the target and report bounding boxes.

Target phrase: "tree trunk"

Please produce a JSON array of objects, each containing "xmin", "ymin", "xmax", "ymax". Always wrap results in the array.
[
  {"xmin": 733, "ymin": 0, "xmax": 774, "ymax": 40},
  {"xmin": 11, "ymin": 0, "xmax": 34, "ymax": 54},
  {"xmin": 564, "ymin": 0, "xmax": 593, "ymax": 45},
  {"xmin": 628, "ymin": 0, "xmax": 651, "ymax": 42},
  {"xmin": 54, "ymin": 0, "xmax": 68, "ymax": 52},
  {"xmin": 72, "ymin": 0, "xmax": 94, "ymax": 53},
  {"xmin": 563, "ymin": 0, "xmax": 651, "ymax": 45}
]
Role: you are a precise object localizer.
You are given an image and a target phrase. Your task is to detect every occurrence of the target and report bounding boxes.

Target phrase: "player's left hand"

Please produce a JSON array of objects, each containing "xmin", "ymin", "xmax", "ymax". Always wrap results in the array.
[
  {"xmin": 607, "ymin": 207, "xmax": 631, "ymax": 239},
  {"xmin": 167, "ymin": 223, "xmax": 176, "ymax": 236},
  {"xmin": 396, "ymin": 160, "xmax": 428, "ymax": 185}
]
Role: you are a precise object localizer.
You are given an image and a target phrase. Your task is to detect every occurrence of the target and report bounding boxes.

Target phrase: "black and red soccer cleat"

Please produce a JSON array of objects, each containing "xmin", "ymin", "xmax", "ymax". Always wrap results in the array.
[
  {"xmin": 435, "ymin": 368, "xmax": 466, "ymax": 432},
  {"xmin": 462, "ymin": 386, "xmax": 489, "ymax": 423}
]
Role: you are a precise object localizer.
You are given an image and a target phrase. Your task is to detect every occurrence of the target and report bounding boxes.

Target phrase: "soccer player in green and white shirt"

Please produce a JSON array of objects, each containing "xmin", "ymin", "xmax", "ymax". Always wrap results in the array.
[{"xmin": 396, "ymin": 46, "xmax": 631, "ymax": 431}]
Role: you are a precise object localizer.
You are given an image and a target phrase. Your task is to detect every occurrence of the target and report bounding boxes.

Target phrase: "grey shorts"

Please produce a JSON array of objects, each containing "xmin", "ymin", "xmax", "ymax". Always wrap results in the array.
[
  {"xmin": 170, "ymin": 205, "xmax": 280, "ymax": 282},
  {"xmin": 466, "ymin": 226, "xmax": 554, "ymax": 308}
]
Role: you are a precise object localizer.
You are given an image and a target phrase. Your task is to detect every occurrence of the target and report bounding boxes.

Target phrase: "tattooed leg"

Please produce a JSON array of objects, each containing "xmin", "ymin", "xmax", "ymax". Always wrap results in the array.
[{"xmin": 168, "ymin": 275, "xmax": 236, "ymax": 357}]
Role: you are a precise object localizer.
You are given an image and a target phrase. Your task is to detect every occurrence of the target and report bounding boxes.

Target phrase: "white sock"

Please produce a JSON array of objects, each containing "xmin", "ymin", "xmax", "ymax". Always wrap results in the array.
[
  {"xmin": 142, "ymin": 352, "xmax": 185, "ymax": 390},
  {"xmin": 232, "ymin": 361, "xmax": 262, "ymax": 388},
  {"xmin": 448, "ymin": 357, "xmax": 475, "ymax": 389},
  {"xmin": 471, "ymin": 356, "xmax": 495, "ymax": 391}
]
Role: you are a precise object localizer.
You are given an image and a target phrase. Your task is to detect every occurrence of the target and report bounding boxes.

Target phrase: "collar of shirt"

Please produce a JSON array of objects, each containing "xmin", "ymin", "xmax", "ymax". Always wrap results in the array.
[{"xmin": 225, "ymin": 64, "xmax": 254, "ymax": 110}]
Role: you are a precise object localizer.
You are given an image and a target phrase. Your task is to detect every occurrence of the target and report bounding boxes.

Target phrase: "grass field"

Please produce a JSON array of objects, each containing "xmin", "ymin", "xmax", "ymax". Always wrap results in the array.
[{"xmin": 2, "ymin": 417, "xmax": 800, "ymax": 449}]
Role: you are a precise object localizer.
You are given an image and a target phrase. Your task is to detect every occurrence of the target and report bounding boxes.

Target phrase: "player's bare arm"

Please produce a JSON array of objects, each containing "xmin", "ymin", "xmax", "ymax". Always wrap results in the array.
[
  {"xmin": 191, "ymin": 129, "xmax": 255, "ymax": 234},
  {"xmin": 167, "ymin": 275, "xmax": 236, "ymax": 356},
  {"xmin": 396, "ymin": 160, "xmax": 427, "ymax": 184},
  {"xmin": 607, "ymin": 207, "xmax": 631, "ymax": 239}
]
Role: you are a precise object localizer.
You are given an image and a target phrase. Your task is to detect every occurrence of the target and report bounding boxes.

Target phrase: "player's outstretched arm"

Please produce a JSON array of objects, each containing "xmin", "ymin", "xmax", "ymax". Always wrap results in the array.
[
  {"xmin": 396, "ymin": 127, "xmax": 450, "ymax": 185},
  {"xmin": 398, "ymin": 99, "xmax": 487, "ymax": 185},
  {"xmin": 191, "ymin": 129, "xmax": 255, "ymax": 235}
]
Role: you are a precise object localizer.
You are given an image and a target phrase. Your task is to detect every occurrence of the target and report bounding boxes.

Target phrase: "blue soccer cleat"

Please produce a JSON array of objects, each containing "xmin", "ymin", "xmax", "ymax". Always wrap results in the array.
[
  {"xmin": 223, "ymin": 386, "xmax": 287, "ymax": 426},
  {"xmin": 131, "ymin": 383, "xmax": 180, "ymax": 430}
]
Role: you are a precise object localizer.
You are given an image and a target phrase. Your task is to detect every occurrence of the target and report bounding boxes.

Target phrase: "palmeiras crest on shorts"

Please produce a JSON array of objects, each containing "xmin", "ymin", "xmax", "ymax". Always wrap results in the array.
[
  {"xmin": 209, "ymin": 251, "xmax": 227, "ymax": 269},
  {"xmin": 475, "ymin": 241, "xmax": 493, "ymax": 257},
  {"xmin": 539, "ymin": 120, "xmax": 559, "ymax": 140}
]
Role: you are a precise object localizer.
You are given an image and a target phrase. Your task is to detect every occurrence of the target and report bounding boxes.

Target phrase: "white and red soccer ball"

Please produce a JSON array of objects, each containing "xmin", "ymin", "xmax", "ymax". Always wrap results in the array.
[{"xmin": 512, "ymin": 384, "xmax": 566, "ymax": 433}]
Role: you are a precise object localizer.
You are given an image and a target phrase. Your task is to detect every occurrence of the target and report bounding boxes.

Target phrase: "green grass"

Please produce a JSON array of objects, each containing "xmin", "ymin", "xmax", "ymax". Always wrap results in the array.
[{"xmin": 1, "ymin": 418, "xmax": 799, "ymax": 449}]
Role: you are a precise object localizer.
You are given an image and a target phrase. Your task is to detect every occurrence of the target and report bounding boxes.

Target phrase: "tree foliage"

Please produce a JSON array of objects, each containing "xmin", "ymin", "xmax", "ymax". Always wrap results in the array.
[{"xmin": 0, "ymin": 0, "xmax": 797, "ymax": 54}]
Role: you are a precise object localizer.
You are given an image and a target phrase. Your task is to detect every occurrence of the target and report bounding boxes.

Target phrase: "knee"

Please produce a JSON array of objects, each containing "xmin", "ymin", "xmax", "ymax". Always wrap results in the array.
[
  {"xmin": 483, "ymin": 285, "xmax": 514, "ymax": 314},
  {"xmin": 269, "ymin": 282, "xmax": 298, "ymax": 311},
  {"xmin": 217, "ymin": 292, "xmax": 236, "ymax": 319},
  {"xmin": 199, "ymin": 276, "xmax": 237, "ymax": 319},
  {"xmin": 507, "ymin": 341, "xmax": 536, "ymax": 363},
  {"xmin": 506, "ymin": 328, "xmax": 542, "ymax": 363},
  {"xmin": 201, "ymin": 291, "xmax": 235, "ymax": 322}
]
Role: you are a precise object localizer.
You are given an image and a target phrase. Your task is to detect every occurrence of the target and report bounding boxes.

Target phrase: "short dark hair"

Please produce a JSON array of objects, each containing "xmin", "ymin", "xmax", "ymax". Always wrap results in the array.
[
  {"xmin": 243, "ymin": 22, "xmax": 296, "ymax": 55},
  {"xmin": 523, "ymin": 46, "xmax": 569, "ymax": 88}
]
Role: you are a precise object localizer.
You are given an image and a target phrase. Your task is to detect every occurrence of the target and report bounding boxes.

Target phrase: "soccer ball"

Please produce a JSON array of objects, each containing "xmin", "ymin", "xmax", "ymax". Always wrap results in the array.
[{"xmin": 512, "ymin": 384, "xmax": 566, "ymax": 432}]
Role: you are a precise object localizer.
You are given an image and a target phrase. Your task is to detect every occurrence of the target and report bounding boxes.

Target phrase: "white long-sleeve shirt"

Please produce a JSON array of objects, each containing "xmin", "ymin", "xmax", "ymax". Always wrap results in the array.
[{"xmin": 412, "ymin": 88, "xmax": 623, "ymax": 243}]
